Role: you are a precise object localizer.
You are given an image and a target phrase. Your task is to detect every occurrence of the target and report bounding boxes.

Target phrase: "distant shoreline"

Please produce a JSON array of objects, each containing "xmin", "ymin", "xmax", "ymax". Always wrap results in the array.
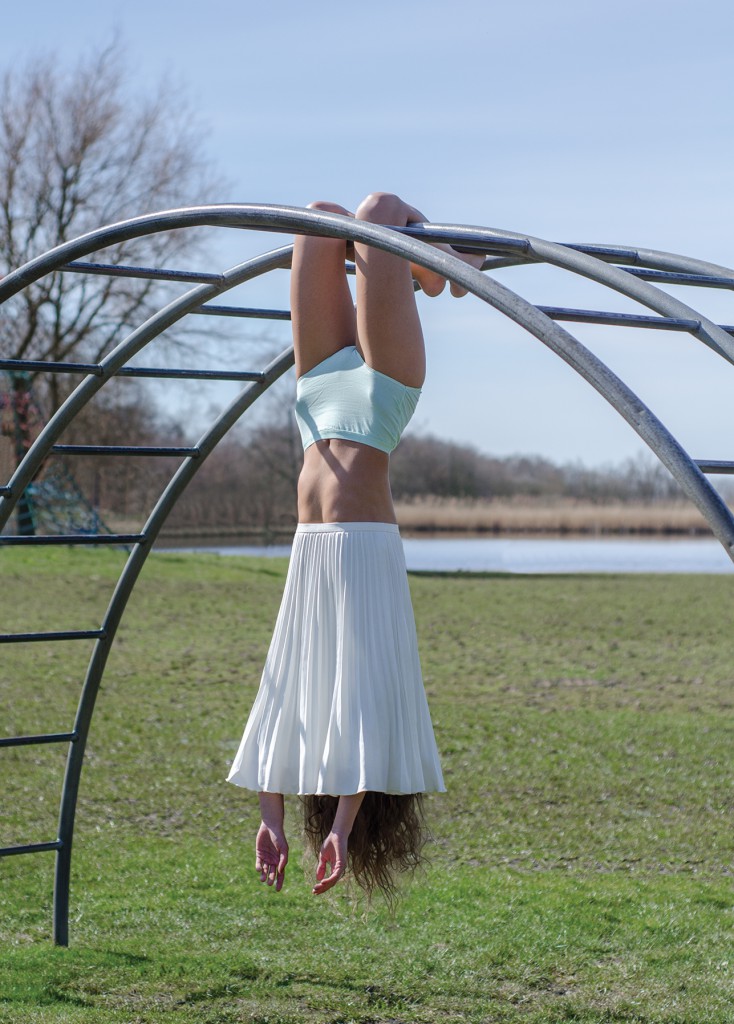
[{"xmin": 154, "ymin": 498, "xmax": 718, "ymax": 545}]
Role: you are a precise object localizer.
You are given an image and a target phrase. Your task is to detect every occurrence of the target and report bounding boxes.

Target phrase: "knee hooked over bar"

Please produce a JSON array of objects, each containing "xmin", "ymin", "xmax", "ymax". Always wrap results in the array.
[{"xmin": 355, "ymin": 192, "xmax": 407, "ymax": 225}]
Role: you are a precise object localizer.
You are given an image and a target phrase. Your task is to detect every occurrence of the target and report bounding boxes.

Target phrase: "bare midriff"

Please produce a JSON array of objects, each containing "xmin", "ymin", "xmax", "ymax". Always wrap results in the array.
[{"xmin": 297, "ymin": 439, "xmax": 396, "ymax": 524}]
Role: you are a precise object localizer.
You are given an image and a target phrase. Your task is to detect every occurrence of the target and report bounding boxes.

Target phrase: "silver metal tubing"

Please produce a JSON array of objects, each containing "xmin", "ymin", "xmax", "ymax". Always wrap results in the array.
[
  {"xmin": 0, "ymin": 630, "xmax": 106, "ymax": 643},
  {"xmin": 191, "ymin": 304, "xmax": 291, "ymax": 320},
  {"xmin": 622, "ymin": 267, "xmax": 734, "ymax": 289},
  {"xmin": 0, "ymin": 359, "xmax": 104, "ymax": 375},
  {"xmin": 0, "ymin": 360, "xmax": 266, "ymax": 381},
  {"xmin": 1, "ymin": 841, "xmax": 62, "ymax": 858},
  {"xmin": 53, "ymin": 342, "xmax": 294, "ymax": 946},
  {"xmin": 695, "ymin": 461, "xmax": 734, "ymax": 474},
  {"xmin": 1, "ymin": 205, "xmax": 733, "ymax": 949},
  {"xmin": 538, "ymin": 307, "xmax": 702, "ymax": 332},
  {"xmin": 52, "ymin": 445, "xmax": 199, "ymax": 457},
  {"xmin": 399, "ymin": 223, "xmax": 734, "ymax": 365},
  {"xmin": 61, "ymin": 261, "xmax": 226, "ymax": 285},
  {"xmin": 118, "ymin": 367, "xmax": 266, "ymax": 382},
  {"xmin": 480, "ymin": 247, "xmax": 734, "ymax": 290},
  {"xmin": 0, "ymin": 240, "xmax": 293, "ymax": 526},
  {"xmin": 0, "ymin": 534, "xmax": 144, "ymax": 546},
  {"xmin": 0, "ymin": 732, "xmax": 77, "ymax": 748}
]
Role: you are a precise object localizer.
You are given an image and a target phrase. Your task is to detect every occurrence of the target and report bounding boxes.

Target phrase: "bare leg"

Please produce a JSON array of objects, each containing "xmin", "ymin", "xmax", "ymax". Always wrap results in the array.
[
  {"xmin": 353, "ymin": 192, "xmax": 429, "ymax": 388},
  {"xmin": 290, "ymin": 201, "xmax": 357, "ymax": 378},
  {"xmin": 353, "ymin": 192, "xmax": 485, "ymax": 387},
  {"xmin": 312, "ymin": 792, "xmax": 366, "ymax": 895}
]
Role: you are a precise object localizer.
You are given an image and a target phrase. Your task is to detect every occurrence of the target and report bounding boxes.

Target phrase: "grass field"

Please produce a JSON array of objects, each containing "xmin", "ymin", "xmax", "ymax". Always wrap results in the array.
[{"xmin": 1, "ymin": 547, "xmax": 733, "ymax": 1023}]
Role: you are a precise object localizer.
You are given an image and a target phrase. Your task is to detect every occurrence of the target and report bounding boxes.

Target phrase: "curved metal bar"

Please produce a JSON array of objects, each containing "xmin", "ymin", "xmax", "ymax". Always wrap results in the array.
[
  {"xmin": 53, "ymin": 342, "xmax": 295, "ymax": 945},
  {"xmin": 0, "ymin": 243, "xmax": 293, "ymax": 531},
  {"xmin": 2, "ymin": 206, "xmax": 733, "ymax": 949},
  {"xmin": 5, "ymin": 208, "xmax": 734, "ymax": 559},
  {"xmin": 399, "ymin": 224, "xmax": 734, "ymax": 366}
]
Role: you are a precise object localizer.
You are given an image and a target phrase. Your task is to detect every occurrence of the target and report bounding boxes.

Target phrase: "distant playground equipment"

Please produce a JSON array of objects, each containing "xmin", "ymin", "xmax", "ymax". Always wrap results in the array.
[
  {"xmin": 2, "ymin": 205, "xmax": 734, "ymax": 945},
  {"xmin": 1, "ymin": 372, "xmax": 109, "ymax": 536}
]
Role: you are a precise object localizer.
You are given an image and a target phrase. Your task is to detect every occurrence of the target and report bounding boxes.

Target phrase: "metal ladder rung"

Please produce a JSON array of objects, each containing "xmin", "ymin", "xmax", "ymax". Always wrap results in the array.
[
  {"xmin": 191, "ymin": 304, "xmax": 291, "ymax": 320},
  {"xmin": 0, "ymin": 359, "xmax": 268, "ymax": 383},
  {"xmin": 538, "ymin": 306, "xmax": 701, "ymax": 332},
  {"xmin": 0, "ymin": 534, "xmax": 145, "ymax": 546},
  {"xmin": 695, "ymin": 461, "xmax": 734, "ymax": 474},
  {"xmin": 0, "ymin": 840, "xmax": 63, "ymax": 858},
  {"xmin": 0, "ymin": 486, "xmax": 11, "ymax": 496},
  {"xmin": 61, "ymin": 260, "xmax": 225, "ymax": 285},
  {"xmin": 0, "ymin": 629, "xmax": 106, "ymax": 643},
  {"xmin": 117, "ymin": 367, "xmax": 266, "ymax": 382},
  {"xmin": 52, "ymin": 445, "xmax": 199, "ymax": 457},
  {"xmin": 621, "ymin": 267, "xmax": 734, "ymax": 289},
  {"xmin": 0, "ymin": 731, "xmax": 77, "ymax": 748},
  {"xmin": 0, "ymin": 358, "xmax": 103, "ymax": 375},
  {"xmin": 538, "ymin": 305, "xmax": 734, "ymax": 336}
]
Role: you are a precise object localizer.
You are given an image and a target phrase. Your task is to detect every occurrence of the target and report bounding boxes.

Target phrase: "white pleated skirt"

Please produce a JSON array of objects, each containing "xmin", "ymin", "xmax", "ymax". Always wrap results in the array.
[{"xmin": 226, "ymin": 522, "xmax": 445, "ymax": 796}]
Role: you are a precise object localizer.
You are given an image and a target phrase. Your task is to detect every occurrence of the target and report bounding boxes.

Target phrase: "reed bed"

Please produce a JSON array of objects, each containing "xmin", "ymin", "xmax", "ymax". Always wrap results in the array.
[{"xmin": 395, "ymin": 496, "xmax": 714, "ymax": 535}]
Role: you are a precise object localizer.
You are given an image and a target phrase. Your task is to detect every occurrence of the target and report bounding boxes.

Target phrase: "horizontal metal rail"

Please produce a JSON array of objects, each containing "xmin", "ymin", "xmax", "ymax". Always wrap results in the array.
[
  {"xmin": 539, "ymin": 307, "xmax": 703, "ymax": 332},
  {"xmin": 695, "ymin": 461, "xmax": 734, "ymax": 475},
  {"xmin": 191, "ymin": 304, "xmax": 291, "ymax": 320},
  {"xmin": 60, "ymin": 250, "xmax": 734, "ymax": 290},
  {"xmin": 481, "ymin": 251, "xmax": 734, "ymax": 291},
  {"xmin": 0, "ymin": 534, "xmax": 144, "ymax": 546},
  {"xmin": 0, "ymin": 358, "xmax": 265, "ymax": 382},
  {"xmin": 0, "ymin": 731, "xmax": 77, "ymax": 748},
  {"xmin": 0, "ymin": 358, "xmax": 103, "ymax": 375},
  {"xmin": 3, "ymin": 206, "xmax": 734, "ymax": 948},
  {"xmin": 51, "ymin": 444, "xmax": 198, "ymax": 456},
  {"xmin": 119, "ymin": 367, "xmax": 265, "ymax": 382},
  {"xmin": 52, "ymin": 444, "xmax": 199, "ymax": 457},
  {"xmin": 540, "ymin": 305, "xmax": 734, "ymax": 336},
  {"xmin": 0, "ymin": 840, "xmax": 62, "ymax": 858},
  {"xmin": 0, "ymin": 629, "xmax": 106, "ymax": 643},
  {"xmin": 61, "ymin": 260, "xmax": 226, "ymax": 285},
  {"xmin": 621, "ymin": 267, "xmax": 734, "ymax": 289}
]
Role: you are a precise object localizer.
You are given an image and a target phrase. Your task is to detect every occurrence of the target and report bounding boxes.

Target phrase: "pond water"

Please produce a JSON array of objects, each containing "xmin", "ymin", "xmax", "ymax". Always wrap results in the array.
[{"xmin": 167, "ymin": 536, "xmax": 734, "ymax": 574}]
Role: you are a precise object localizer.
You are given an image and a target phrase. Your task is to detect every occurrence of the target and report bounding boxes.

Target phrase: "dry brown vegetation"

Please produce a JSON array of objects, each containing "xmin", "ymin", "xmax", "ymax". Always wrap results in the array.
[{"xmin": 394, "ymin": 495, "xmax": 714, "ymax": 536}]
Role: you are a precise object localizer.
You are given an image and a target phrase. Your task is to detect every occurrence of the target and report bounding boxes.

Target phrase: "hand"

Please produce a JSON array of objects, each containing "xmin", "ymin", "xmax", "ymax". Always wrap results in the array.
[
  {"xmin": 255, "ymin": 821, "xmax": 288, "ymax": 892},
  {"xmin": 312, "ymin": 830, "xmax": 348, "ymax": 895}
]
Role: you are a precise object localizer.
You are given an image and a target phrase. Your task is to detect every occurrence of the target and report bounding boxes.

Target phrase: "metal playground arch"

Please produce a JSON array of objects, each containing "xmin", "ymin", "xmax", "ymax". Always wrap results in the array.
[{"xmin": 2, "ymin": 204, "xmax": 734, "ymax": 945}]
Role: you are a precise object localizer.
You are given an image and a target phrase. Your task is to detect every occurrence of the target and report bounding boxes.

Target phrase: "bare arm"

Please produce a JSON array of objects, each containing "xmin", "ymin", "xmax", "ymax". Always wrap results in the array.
[
  {"xmin": 256, "ymin": 792, "xmax": 289, "ymax": 892},
  {"xmin": 312, "ymin": 792, "xmax": 366, "ymax": 896}
]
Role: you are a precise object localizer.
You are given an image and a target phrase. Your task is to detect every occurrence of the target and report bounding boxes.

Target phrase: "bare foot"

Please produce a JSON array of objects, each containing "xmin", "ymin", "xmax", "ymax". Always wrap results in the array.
[
  {"xmin": 411, "ymin": 245, "xmax": 485, "ymax": 298},
  {"xmin": 410, "ymin": 261, "xmax": 447, "ymax": 297},
  {"xmin": 448, "ymin": 248, "xmax": 485, "ymax": 297}
]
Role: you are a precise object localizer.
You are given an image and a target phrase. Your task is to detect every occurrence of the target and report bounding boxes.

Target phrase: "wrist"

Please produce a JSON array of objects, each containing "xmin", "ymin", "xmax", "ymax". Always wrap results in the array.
[{"xmin": 259, "ymin": 792, "xmax": 284, "ymax": 828}]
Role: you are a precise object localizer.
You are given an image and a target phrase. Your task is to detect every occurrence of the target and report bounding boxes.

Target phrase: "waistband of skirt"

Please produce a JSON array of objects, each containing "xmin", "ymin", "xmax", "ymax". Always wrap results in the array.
[{"xmin": 295, "ymin": 521, "xmax": 400, "ymax": 535}]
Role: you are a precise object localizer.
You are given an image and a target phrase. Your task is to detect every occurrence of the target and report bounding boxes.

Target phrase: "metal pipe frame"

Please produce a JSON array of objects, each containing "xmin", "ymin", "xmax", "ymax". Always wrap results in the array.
[{"xmin": 2, "ymin": 205, "xmax": 734, "ymax": 948}]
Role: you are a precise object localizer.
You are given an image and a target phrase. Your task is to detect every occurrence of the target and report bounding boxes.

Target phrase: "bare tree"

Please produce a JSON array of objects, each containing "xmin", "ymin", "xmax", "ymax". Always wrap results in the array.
[{"xmin": 0, "ymin": 42, "xmax": 225, "ymax": 530}]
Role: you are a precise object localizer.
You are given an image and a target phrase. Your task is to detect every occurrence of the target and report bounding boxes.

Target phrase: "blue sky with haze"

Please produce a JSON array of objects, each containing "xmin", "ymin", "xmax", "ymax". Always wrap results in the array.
[{"xmin": 2, "ymin": 0, "xmax": 733, "ymax": 467}]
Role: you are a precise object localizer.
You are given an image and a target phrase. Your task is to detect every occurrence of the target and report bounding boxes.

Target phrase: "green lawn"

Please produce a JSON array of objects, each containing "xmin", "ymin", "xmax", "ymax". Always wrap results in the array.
[{"xmin": 1, "ymin": 548, "xmax": 733, "ymax": 1022}]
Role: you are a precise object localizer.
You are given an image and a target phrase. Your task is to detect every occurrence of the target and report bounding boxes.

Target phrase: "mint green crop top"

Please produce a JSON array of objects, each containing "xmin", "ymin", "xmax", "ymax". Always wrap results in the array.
[{"xmin": 294, "ymin": 346, "xmax": 421, "ymax": 454}]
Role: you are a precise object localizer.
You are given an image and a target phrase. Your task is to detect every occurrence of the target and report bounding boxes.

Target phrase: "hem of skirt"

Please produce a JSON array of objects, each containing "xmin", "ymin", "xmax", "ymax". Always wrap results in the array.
[{"xmin": 226, "ymin": 776, "xmax": 446, "ymax": 796}]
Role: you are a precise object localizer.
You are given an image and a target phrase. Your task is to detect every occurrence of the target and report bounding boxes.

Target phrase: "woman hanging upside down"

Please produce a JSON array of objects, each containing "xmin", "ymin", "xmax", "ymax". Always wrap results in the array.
[{"xmin": 227, "ymin": 192, "xmax": 484, "ymax": 901}]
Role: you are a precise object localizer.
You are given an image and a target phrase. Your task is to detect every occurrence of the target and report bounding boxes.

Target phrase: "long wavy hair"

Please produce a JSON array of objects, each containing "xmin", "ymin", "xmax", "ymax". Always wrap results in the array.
[{"xmin": 301, "ymin": 792, "xmax": 427, "ymax": 905}]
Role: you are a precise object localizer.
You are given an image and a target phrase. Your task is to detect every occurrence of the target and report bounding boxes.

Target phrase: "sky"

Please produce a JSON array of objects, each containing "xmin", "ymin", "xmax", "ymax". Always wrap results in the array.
[{"xmin": 2, "ymin": 0, "xmax": 734, "ymax": 468}]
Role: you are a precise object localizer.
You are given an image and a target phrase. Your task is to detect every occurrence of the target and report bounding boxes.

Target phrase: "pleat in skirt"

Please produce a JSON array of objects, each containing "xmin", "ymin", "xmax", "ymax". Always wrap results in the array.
[{"xmin": 226, "ymin": 522, "xmax": 445, "ymax": 795}]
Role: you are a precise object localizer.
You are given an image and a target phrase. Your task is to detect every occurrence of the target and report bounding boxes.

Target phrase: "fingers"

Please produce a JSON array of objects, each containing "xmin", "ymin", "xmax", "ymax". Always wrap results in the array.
[
  {"xmin": 258, "ymin": 857, "xmax": 286, "ymax": 888},
  {"xmin": 312, "ymin": 848, "xmax": 345, "ymax": 895},
  {"xmin": 255, "ymin": 824, "xmax": 288, "ymax": 891}
]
